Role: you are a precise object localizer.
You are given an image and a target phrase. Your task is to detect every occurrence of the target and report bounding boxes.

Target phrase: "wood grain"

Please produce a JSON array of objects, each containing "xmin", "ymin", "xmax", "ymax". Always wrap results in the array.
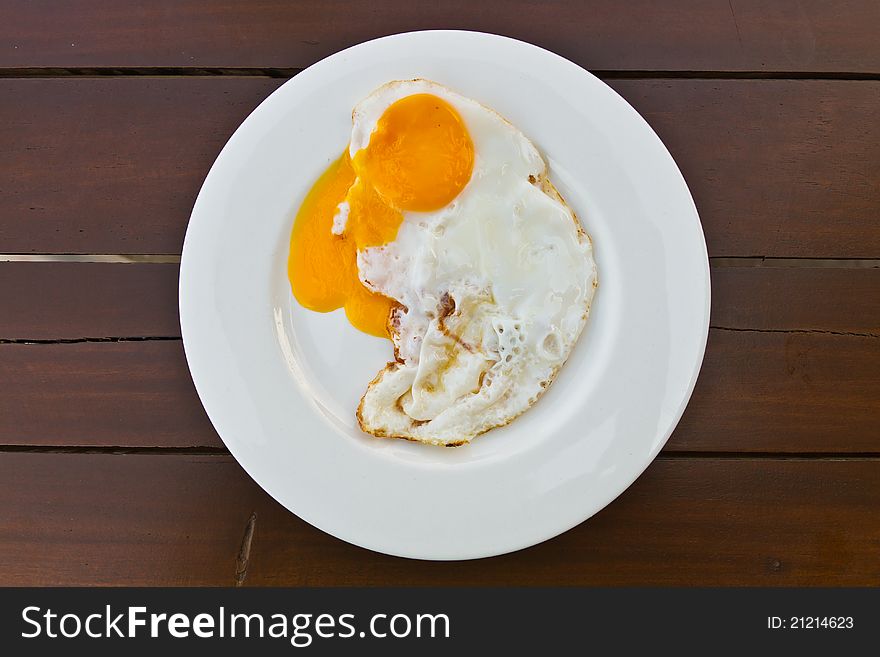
[
  {"xmin": 0, "ymin": 341, "xmax": 220, "ymax": 448},
  {"xmin": 710, "ymin": 266, "xmax": 880, "ymax": 333},
  {"xmin": 1, "ymin": 262, "xmax": 878, "ymax": 450},
  {"xmin": 610, "ymin": 79, "xmax": 880, "ymax": 258},
  {"xmin": 2, "ymin": 78, "xmax": 877, "ymax": 256},
  {"xmin": 1, "ymin": 329, "xmax": 877, "ymax": 452},
  {"xmin": 4, "ymin": 262, "xmax": 878, "ymax": 339},
  {"xmin": 0, "ymin": 78, "xmax": 282, "ymax": 254},
  {"xmin": 2, "ymin": 1, "xmax": 878, "ymax": 73},
  {"xmin": 1, "ymin": 453, "xmax": 877, "ymax": 585},
  {"xmin": 0, "ymin": 262, "xmax": 180, "ymax": 339},
  {"xmin": 672, "ymin": 330, "xmax": 880, "ymax": 452}
]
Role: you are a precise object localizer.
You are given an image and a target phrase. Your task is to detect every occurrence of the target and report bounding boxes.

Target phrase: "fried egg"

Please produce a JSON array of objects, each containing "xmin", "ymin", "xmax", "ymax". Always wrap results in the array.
[{"xmin": 288, "ymin": 80, "xmax": 597, "ymax": 446}]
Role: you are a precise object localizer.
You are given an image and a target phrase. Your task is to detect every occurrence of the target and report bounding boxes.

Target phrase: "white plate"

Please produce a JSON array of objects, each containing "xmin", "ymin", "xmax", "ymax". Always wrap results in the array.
[{"xmin": 180, "ymin": 31, "xmax": 710, "ymax": 560}]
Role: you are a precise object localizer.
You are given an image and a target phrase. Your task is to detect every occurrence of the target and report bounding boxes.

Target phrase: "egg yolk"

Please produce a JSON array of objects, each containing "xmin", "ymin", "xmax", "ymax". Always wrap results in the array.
[
  {"xmin": 288, "ymin": 93, "xmax": 474, "ymax": 338},
  {"xmin": 352, "ymin": 94, "xmax": 475, "ymax": 212}
]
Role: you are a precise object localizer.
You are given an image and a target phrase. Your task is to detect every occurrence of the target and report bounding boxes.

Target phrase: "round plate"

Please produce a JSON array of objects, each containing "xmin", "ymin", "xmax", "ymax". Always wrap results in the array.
[{"xmin": 180, "ymin": 31, "xmax": 710, "ymax": 560}]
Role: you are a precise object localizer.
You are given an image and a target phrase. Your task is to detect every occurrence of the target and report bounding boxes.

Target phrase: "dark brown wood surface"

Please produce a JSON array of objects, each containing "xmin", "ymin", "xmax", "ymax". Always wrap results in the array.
[
  {"xmin": 2, "ymin": 263, "xmax": 878, "ymax": 451},
  {"xmin": 1, "ymin": 1, "xmax": 878, "ymax": 586},
  {"xmin": 0, "ymin": 262, "xmax": 180, "ymax": 339},
  {"xmin": 710, "ymin": 265, "xmax": 880, "ymax": 333},
  {"xmin": 2, "ymin": 1, "xmax": 878, "ymax": 73},
  {"xmin": 4, "ymin": 330, "xmax": 879, "ymax": 453},
  {"xmin": 1, "ymin": 453, "xmax": 878, "ymax": 586},
  {"xmin": 5, "ymin": 262, "xmax": 879, "ymax": 339},
  {"xmin": 3, "ymin": 79, "xmax": 878, "ymax": 256},
  {"xmin": 0, "ymin": 78, "xmax": 282, "ymax": 254},
  {"xmin": 0, "ymin": 342, "xmax": 218, "ymax": 449}
]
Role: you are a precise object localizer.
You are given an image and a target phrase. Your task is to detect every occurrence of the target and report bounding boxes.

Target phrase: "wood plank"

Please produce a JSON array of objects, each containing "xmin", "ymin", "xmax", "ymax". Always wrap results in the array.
[
  {"xmin": 671, "ymin": 330, "xmax": 880, "ymax": 452},
  {"xmin": 1, "ymin": 262, "xmax": 878, "ymax": 451},
  {"xmin": 0, "ymin": 262, "xmax": 179, "ymax": 339},
  {"xmin": 1, "ymin": 329, "xmax": 877, "ymax": 453},
  {"xmin": 0, "ymin": 78, "xmax": 283, "ymax": 254},
  {"xmin": 0, "ymin": 341, "xmax": 221, "ymax": 448},
  {"xmin": 2, "ymin": 1, "xmax": 878, "ymax": 73},
  {"xmin": 709, "ymin": 266, "xmax": 880, "ymax": 333},
  {"xmin": 609, "ymin": 79, "xmax": 880, "ymax": 258},
  {"xmin": 2, "ymin": 78, "xmax": 878, "ymax": 256},
  {"xmin": 1, "ymin": 453, "xmax": 877, "ymax": 585},
  {"xmin": 3, "ymin": 262, "xmax": 878, "ymax": 339}
]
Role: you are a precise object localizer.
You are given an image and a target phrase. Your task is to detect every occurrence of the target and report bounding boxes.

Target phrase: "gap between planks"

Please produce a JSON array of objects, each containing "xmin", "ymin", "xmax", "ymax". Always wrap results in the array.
[
  {"xmin": 1, "ymin": 256, "xmax": 877, "ymax": 341},
  {"xmin": 0, "ymin": 67, "xmax": 879, "ymax": 80},
  {"xmin": 0, "ymin": 445, "xmax": 877, "ymax": 460},
  {"xmin": 4, "ymin": 326, "xmax": 875, "ymax": 345},
  {"xmin": 711, "ymin": 327, "xmax": 878, "ymax": 338},
  {"xmin": 0, "ymin": 445, "xmax": 230, "ymax": 455},
  {"xmin": 0, "ymin": 336, "xmax": 179, "ymax": 345},
  {"xmin": 3, "ymin": 255, "xmax": 880, "ymax": 268},
  {"xmin": 0, "ymin": 254, "xmax": 181, "ymax": 263}
]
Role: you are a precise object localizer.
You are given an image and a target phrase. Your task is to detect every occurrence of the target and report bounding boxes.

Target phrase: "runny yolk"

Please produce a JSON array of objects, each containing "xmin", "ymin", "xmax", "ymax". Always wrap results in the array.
[
  {"xmin": 352, "ymin": 94, "xmax": 475, "ymax": 212},
  {"xmin": 287, "ymin": 93, "xmax": 474, "ymax": 339}
]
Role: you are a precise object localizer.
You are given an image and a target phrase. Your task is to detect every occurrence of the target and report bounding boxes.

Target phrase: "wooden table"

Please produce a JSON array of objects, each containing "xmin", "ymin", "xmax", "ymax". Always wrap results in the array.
[{"xmin": 2, "ymin": 1, "xmax": 878, "ymax": 586}]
